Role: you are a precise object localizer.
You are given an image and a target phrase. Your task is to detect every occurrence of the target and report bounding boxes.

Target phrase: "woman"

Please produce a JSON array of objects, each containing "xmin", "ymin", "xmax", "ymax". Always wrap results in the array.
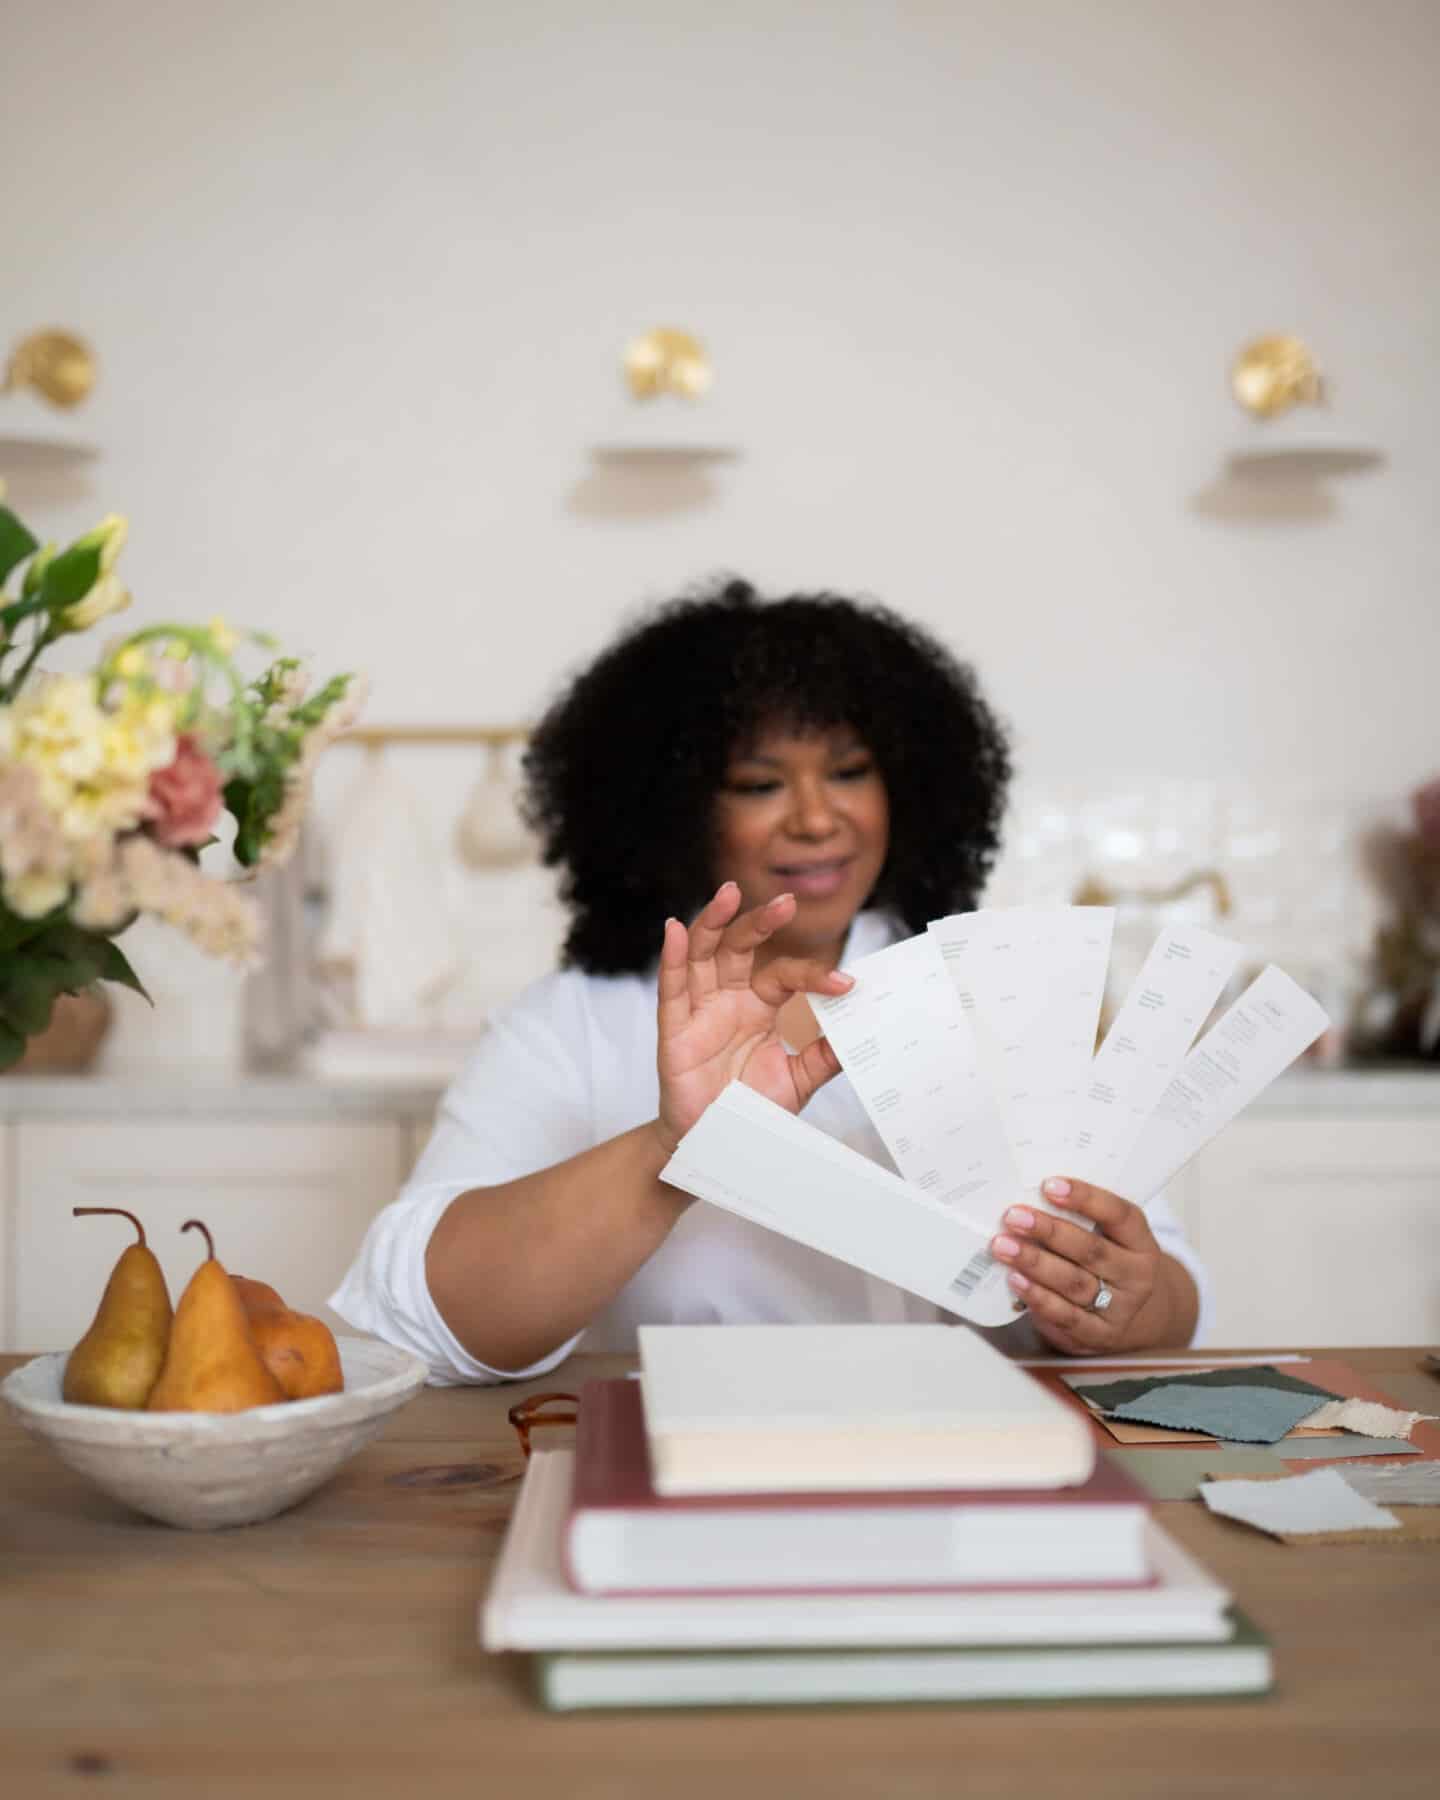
[{"xmin": 330, "ymin": 581, "xmax": 1207, "ymax": 1382}]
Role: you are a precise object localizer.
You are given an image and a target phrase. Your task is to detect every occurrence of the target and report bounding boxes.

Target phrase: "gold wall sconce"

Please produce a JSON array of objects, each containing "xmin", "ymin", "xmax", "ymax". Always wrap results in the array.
[
  {"xmin": 623, "ymin": 327, "xmax": 712, "ymax": 401},
  {"xmin": 2, "ymin": 329, "xmax": 97, "ymax": 409},
  {"xmin": 1231, "ymin": 334, "xmax": 1323, "ymax": 420},
  {"xmin": 1195, "ymin": 334, "xmax": 1382, "ymax": 521}
]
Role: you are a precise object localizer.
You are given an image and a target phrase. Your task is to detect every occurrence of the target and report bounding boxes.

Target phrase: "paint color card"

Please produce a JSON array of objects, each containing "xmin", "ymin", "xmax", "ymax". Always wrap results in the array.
[
  {"xmin": 659, "ymin": 1081, "xmax": 1015, "ymax": 1327},
  {"xmin": 810, "ymin": 932, "xmax": 1019, "ymax": 1234},
  {"xmin": 1065, "ymin": 925, "xmax": 1243, "ymax": 1190},
  {"xmin": 929, "ymin": 907, "xmax": 1113, "ymax": 1192},
  {"xmin": 1116, "ymin": 966, "xmax": 1329, "ymax": 1204}
]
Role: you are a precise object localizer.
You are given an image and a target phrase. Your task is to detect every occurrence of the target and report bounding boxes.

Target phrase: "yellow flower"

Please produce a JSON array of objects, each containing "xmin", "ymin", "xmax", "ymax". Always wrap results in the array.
[
  {"xmin": 3, "ymin": 869, "xmax": 69, "ymax": 919},
  {"xmin": 2, "ymin": 673, "xmax": 175, "ymax": 849},
  {"xmin": 207, "ymin": 616, "xmax": 239, "ymax": 656},
  {"xmin": 64, "ymin": 572, "xmax": 132, "ymax": 633},
  {"xmin": 97, "ymin": 515, "xmax": 128, "ymax": 574},
  {"xmin": 114, "ymin": 645, "xmax": 148, "ymax": 680},
  {"xmin": 17, "ymin": 676, "xmax": 108, "ymax": 785},
  {"xmin": 73, "ymin": 514, "xmax": 129, "ymax": 576}
]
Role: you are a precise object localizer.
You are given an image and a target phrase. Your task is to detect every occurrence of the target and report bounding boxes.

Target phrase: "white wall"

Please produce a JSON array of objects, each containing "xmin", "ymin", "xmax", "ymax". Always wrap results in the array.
[{"xmin": 4, "ymin": 0, "xmax": 1437, "ymax": 1068}]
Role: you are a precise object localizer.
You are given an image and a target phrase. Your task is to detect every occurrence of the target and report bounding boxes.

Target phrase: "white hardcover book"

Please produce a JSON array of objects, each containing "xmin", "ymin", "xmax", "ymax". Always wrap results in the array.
[
  {"xmin": 659, "ymin": 1082, "xmax": 1014, "ymax": 1328},
  {"xmin": 636, "ymin": 1323, "xmax": 1095, "ymax": 1495},
  {"xmin": 480, "ymin": 1450, "xmax": 1236, "ymax": 1652}
]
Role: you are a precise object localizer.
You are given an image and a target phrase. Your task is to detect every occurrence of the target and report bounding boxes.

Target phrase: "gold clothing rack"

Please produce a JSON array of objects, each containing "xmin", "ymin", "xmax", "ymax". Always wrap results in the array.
[{"xmin": 339, "ymin": 724, "xmax": 530, "ymax": 749}]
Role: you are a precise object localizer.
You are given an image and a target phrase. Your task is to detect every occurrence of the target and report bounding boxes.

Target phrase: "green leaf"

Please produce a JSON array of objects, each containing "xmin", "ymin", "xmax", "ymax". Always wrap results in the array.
[
  {"xmin": 0, "ymin": 957, "xmax": 62, "ymax": 1036},
  {"xmin": 0, "ymin": 507, "xmax": 39, "ymax": 588},
  {"xmin": 96, "ymin": 938, "xmax": 152, "ymax": 1003},
  {"xmin": 38, "ymin": 539, "xmax": 103, "ymax": 609},
  {"xmin": 0, "ymin": 910, "xmax": 49, "ymax": 953},
  {"xmin": 0, "ymin": 1018, "xmax": 27, "ymax": 1071},
  {"xmin": 224, "ymin": 776, "xmax": 264, "ymax": 867},
  {"xmin": 21, "ymin": 920, "xmax": 106, "ymax": 987},
  {"xmin": 0, "ymin": 590, "xmax": 52, "ymax": 635}
]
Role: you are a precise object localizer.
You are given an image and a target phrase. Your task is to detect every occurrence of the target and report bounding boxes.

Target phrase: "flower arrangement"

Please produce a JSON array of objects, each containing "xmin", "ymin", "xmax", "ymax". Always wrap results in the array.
[
  {"xmin": 0, "ymin": 486, "xmax": 364, "ymax": 1070},
  {"xmin": 1352, "ymin": 776, "xmax": 1440, "ymax": 1064}
]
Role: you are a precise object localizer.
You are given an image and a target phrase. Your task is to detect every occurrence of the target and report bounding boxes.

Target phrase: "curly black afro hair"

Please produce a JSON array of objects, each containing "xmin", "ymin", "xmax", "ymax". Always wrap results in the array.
[{"xmin": 521, "ymin": 578, "xmax": 1013, "ymax": 973}]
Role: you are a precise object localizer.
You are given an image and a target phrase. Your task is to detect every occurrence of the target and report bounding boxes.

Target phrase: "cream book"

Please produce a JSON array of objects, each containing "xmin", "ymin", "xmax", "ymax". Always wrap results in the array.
[
  {"xmin": 480, "ymin": 1449, "xmax": 1236, "ymax": 1652},
  {"xmin": 636, "ymin": 1323, "xmax": 1096, "ymax": 1495}
]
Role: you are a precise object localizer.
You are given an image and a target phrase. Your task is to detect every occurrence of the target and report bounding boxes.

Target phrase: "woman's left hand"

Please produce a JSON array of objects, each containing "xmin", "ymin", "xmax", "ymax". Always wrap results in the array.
[{"xmin": 988, "ymin": 1178, "xmax": 1195, "ymax": 1354}]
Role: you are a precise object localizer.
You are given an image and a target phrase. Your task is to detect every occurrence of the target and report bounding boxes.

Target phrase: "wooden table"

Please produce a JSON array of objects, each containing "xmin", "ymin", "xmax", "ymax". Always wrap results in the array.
[{"xmin": 3, "ymin": 1347, "xmax": 1438, "ymax": 1800}]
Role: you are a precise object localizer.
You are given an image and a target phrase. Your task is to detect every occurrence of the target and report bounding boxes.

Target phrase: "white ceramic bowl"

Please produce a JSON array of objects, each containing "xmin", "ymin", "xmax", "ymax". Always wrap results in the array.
[{"xmin": 1, "ymin": 1336, "xmax": 428, "ymax": 1530}]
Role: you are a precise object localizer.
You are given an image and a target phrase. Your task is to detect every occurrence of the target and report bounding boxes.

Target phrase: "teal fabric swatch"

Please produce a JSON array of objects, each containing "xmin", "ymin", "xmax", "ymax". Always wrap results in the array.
[{"xmin": 1109, "ymin": 1382, "xmax": 1324, "ymax": 1444}]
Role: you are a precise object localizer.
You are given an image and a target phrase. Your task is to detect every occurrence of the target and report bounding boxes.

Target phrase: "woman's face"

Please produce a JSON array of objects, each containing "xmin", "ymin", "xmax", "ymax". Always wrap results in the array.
[{"xmin": 711, "ymin": 722, "xmax": 890, "ymax": 962}]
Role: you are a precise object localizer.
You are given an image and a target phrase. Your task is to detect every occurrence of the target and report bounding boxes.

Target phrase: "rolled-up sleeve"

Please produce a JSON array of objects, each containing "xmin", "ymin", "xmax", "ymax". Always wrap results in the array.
[{"xmin": 328, "ymin": 972, "xmax": 600, "ymax": 1385}]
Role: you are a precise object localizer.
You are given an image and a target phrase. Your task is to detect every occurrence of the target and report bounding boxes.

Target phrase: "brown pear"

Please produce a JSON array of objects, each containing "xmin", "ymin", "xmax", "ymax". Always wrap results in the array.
[
  {"xmin": 231, "ymin": 1275, "xmax": 286, "ymax": 1316},
  {"xmin": 146, "ymin": 1220, "xmax": 286, "ymax": 1413},
  {"xmin": 62, "ymin": 1208, "xmax": 173, "ymax": 1408},
  {"xmin": 234, "ymin": 1275, "xmax": 344, "ymax": 1401}
]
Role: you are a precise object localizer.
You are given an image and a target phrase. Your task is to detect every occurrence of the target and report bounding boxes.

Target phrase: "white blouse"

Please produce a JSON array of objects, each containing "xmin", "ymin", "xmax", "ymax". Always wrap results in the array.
[{"xmin": 329, "ymin": 912, "xmax": 1213, "ymax": 1384}]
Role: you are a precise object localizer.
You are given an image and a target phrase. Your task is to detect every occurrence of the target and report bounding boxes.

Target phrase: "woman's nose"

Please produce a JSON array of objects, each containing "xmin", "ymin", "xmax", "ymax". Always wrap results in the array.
[{"xmin": 785, "ymin": 778, "xmax": 840, "ymax": 839}]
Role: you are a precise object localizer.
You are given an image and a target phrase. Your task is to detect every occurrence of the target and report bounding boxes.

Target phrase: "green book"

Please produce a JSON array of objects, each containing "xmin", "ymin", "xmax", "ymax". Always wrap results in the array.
[{"xmin": 533, "ymin": 1608, "xmax": 1272, "ymax": 1713}]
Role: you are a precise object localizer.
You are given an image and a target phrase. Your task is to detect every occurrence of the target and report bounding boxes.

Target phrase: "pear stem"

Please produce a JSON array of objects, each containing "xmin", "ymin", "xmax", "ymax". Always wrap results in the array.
[
  {"xmin": 181, "ymin": 1218, "xmax": 216, "ymax": 1262},
  {"xmin": 73, "ymin": 1206, "xmax": 146, "ymax": 1248}
]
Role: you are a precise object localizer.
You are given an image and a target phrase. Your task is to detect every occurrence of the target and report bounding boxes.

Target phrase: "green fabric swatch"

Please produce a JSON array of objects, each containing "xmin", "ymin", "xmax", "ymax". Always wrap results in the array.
[
  {"xmin": 1102, "ymin": 1445, "xmax": 1285, "ymax": 1500},
  {"xmin": 1076, "ymin": 1365, "xmax": 1340, "ymax": 1411}
]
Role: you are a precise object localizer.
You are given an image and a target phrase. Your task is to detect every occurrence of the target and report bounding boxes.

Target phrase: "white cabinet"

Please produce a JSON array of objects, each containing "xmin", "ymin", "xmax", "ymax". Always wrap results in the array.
[
  {"xmin": 2, "ymin": 1074, "xmax": 1436, "ymax": 1354},
  {"xmin": 5, "ymin": 1119, "xmax": 409, "ymax": 1352},
  {"xmin": 1172, "ymin": 1113, "xmax": 1440, "ymax": 1347}
]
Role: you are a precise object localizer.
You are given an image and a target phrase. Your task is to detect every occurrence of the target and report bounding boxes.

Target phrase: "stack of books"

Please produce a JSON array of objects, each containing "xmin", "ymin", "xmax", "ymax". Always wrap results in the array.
[{"xmin": 482, "ymin": 1325, "xmax": 1272, "ymax": 1713}]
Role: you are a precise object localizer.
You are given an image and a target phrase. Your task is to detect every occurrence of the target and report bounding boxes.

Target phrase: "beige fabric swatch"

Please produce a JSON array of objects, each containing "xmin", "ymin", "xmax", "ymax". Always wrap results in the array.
[{"xmin": 1300, "ymin": 1398, "xmax": 1435, "ymax": 1438}]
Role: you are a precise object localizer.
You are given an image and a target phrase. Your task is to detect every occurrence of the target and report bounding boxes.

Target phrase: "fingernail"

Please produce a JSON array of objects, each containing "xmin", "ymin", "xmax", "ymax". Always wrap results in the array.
[
  {"xmin": 1042, "ymin": 1178, "xmax": 1072, "ymax": 1201},
  {"xmin": 720, "ymin": 880, "xmax": 738, "ymax": 895},
  {"xmin": 830, "ymin": 971, "xmax": 855, "ymax": 987},
  {"xmin": 1008, "ymin": 1270, "xmax": 1030, "ymax": 1292},
  {"xmin": 992, "ymin": 1234, "xmax": 1021, "ymax": 1259},
  {"xmin": 771, "ymin": 892, "xmax": 794, "ymax": 907},
  {"xmin": 1006, "ymin": 1206, "xmax": 1036, "ymax": 1230}
]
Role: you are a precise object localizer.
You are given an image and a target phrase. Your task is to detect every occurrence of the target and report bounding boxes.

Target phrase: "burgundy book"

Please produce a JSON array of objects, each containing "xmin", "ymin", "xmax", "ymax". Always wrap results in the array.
[{"xmin": 564, "ymin": 1378, "xmax": 1153, "ymax": 1597}]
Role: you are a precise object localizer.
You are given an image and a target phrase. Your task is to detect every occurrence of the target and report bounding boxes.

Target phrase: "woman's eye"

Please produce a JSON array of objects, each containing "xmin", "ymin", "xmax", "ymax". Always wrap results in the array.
[
  {"xmin": 831, "ymin": 761, "xmax": 874, "ymax": 782},
  {"xmin": 725, "ymin": 778, "xmax": 781, "ymax": 796}
]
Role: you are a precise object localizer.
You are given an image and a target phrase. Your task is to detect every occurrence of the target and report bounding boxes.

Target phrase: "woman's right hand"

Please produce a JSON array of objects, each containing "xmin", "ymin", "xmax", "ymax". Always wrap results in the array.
[{"xmin": 653, "ymin": 881, "xmax": 853, "ymax": 1156}]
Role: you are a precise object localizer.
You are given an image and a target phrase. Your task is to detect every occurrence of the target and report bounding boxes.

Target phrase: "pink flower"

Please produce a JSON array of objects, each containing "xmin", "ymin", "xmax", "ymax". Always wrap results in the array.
[{"xmin": 145, "ymin": 734, "xmax": 224, "ymax": 848}]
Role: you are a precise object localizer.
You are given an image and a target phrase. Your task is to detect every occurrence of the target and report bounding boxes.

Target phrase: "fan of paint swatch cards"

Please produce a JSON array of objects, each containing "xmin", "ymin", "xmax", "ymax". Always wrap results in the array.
[{"xmin": 660, "ymin": 908, "xmax": 1329, "ymax": 1330}]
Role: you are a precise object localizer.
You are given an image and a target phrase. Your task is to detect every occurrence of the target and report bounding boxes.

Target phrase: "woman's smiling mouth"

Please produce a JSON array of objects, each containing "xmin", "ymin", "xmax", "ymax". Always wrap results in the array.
[{"xmin": 770, "ymin": 856, "xmax": 854, "ymax": 898}]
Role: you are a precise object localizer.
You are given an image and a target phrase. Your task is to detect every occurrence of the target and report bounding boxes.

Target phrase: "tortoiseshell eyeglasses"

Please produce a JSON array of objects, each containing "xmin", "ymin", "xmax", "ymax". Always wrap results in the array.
[{"xmin": 506, "ymin": 1390, "xmax": 579, "ymax": 1460}]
